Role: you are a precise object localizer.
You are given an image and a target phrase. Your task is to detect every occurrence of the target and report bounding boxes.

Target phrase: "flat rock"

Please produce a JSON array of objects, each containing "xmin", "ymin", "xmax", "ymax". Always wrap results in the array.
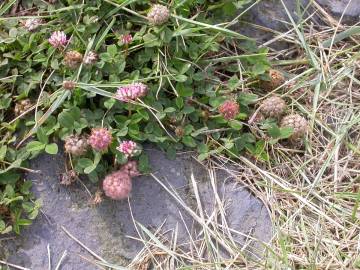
[
  {"xmin": 238, "ymin": 0, "xmax": 360, "ymax": 49},
  {"xmin": 0, "ymin": 148, "xmax": 272, "ymax": 269},
  {"xmin": 192, "ymin": 165, "xmax": 272, "ymax": 259},
  {"xmin": 317, "ymin": 0, "xmax": 360, "ymax": 21}
]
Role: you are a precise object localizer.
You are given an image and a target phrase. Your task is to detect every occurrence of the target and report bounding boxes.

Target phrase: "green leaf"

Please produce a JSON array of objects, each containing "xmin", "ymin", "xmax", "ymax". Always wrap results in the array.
[
  {"xmin": 166, "ymin": 146, "xmax": 177, "ymax": 160},
  {"xmin": 164, "ymin": 107, "xmax": 176, "ymax": 113},
  {"xmin": 197, "ymin": 143, "xmax": 208, "ymax": 153},
  {"xmin": 0, "ymin": 145, "xmax": 7, "ymax": 161},
  {"xmin": 191, "ymin": 127, "xmax": 208, "ymax": 137},
  {"xmin": 182, "ymin": 105, "xmax": 195, "ymax": 114},
  {"xmin": 51, "ymin": 59, "xmax": 59, "ymax": 69},
  {"xmin": 1, "ymin": 225, "xmax": 12, "ymax": 234},
  {"xmin": 26, "ymin": 141, "xmax": 45, "ymax": 152},
  {"xmin": 93, "ymin": 152, "xmax": 101, "ymax": 167},
  {"xmin": 209, "ymin": 97, "xmax": 226, "ymax": 108},
  {"xmin": 182, "ymin": 136, "xmax": 196, "ymax": 148},
  {"xmin": 84, "ymin": 164, "xmax": 96, "ymax": 174},
  {"xmin": 0, "ymin": 220, "xmax": 5, "ymax": 231},
  {"xmin": 143, "ymin": 33, "xmax": 161, "ymax": 47},
  {"xmin": 104, "ymin": 98, "xmax": 116, "ymax": 109},
  {"xmin": 198, "ymin": 152, "xmax": 209, "ymax": 161},
  {"xmin": 228, "ymin": 75, "xmax": 241, "ymax": 90},
  {"xmin": 0, "ymin": 171, "xmax": 20, "ymax": 185},
  {"xmin": 177, "ymin": 83, "xmax": 193, "ymax": 97},
  {"xmin": 88, "ymin": 171, "xmax": 99, "ymax": 183},
  {"xmin": 175, "ymin": 97, "xmax": 184, "ymax": 109},
  {"xmin": 174, "ymin": 74, "xmax": 188, "ymax": 82},
  {"xmin": 238, "ymin": 92, "xmax": 258, "ymax": 105},
  {"xmin": 4, "ymin": 184, "xmax": 15, "ymax": 197},
  {"xmin": 267, "ymin": 125, "xmax": 281, "ymax": 138},
  {"xmin": 138, "ymin": 153, "xmax": 151, "ymax": 173},
  {"xmin": 184, "ymin": 125, "xmax": 194, "ymax": 135},
  {"xmin": 0, "ymin": 96, "xmax": 11, "ymax": 109},
  {"xmin": 229, "ymin": 120, "xmax": 243, "ymax": 130},
  {"xmin": 77, "ymin": 158, "xmax": 93, "ymax": 168},
  {"xmin": 16, "ymin": 219, "xmax": 32, "ymax": 226},
  {"xmin": 28, "ymin": 208, "xmax": 39, "ymax": 220},
  {"xmin": 37, "ymin": 127, "xmax": 49, "ymax": 144},
  {"xmin": 20, "ymin": 181, "xmax": 32, "ymax": 195},
  {"xmin": 107, "ymin": 44, "xmax": 117, "ymax": 57},
  {"xmin": 160, "ymin": 27, "xmax": 173, "ymax": 43},
  {"xmin": 279, "ymin": 127, "xmax": 294, "ymax": 139},
  {"xmin": 58, "ymin": 110, "xmax": 75, "ymax": 129},
  {"xmin": 45, "ymin": 143, "xmax": 58, "ymax": 155}
]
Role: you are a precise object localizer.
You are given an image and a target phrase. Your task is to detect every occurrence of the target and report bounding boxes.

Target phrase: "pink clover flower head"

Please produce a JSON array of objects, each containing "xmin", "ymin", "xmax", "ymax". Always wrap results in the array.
[
  {"xmin": 102, "ymin": 161, "xmax": 140, "ymax": 200},
  {"xmin": 117, "ymin": 140, "xmax": 141, "ymax": 158},
  {"xmin": 88, "ymin": 127, "xmax": 112, "ymax": 151},
  {"xmin": 48, "ymin": 31, "xmax": 68, "ymax": 48},
  {"xmin": 218, "ymin": 100, "xmax": 240, "ymax": 120},
  {"xmin": 102, "ymin": 170, "xmax": 132, "ymax": 200},
  {"xmin": 116, "ymin": 82, "xmax": 148, "ymax": 102},
  {"xmin": 120, "ymin": 34, "xmax": 133, "ymax": 45},
  {"xmin": 121, "ymin": 161, "xmax": 140, "ymax": 177}
]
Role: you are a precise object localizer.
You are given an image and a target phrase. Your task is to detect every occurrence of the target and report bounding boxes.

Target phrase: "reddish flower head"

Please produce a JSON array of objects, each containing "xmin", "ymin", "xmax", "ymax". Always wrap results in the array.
[
  {"xmin": 117, "ymin": 140, "xmax": 141, "ymax": 158},
  {"xmin": 218, "ymin": 100, "xmax": 240, "ymax": 120},
  {"xmin": 48, "ymin": 31, "xmax": 68, "ymax": 48},
  {"xmin": 102, "ymin": 161, "xmax": 140, "ymax": 200},
  {"xmin": 115, "ymin": 82, "xmax": 148, "ymax": 102},
  {"xmin": 102, "ymin": 170, "xmax": 132, "ymax": 200},
  {"xmin": 120, "ymin": 34, "xmax": 132, "ymax": 45},
  {"xmin": 88, "ymin": 128, "xmax": 112, "ymax": 151}
]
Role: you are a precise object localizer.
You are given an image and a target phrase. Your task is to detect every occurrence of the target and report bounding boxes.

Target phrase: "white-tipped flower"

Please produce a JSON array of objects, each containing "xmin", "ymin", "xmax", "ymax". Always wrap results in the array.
[
  {"xmin": 117, "ymin": 140, "xmax": 141, "ymax": 158},
  {"xmin": 48, "ymin": 31, "xmax": 68, "ymax": 48},
  {"xmin": 64, "ymin": 135, "xmax": 88, "ymax": 156},
  {"xmin": 23, "ymin": 18, "xmax": 42, "ymax": 31},
  {"xmin": 120, "ymin": 34, "xmax": 132, "ymax": 45},
  {"xmin": 62, "ymin": 80, "xmax": 76, "ymax": 90},
  {"xmin": 147, "ymin": 4, "xmax": 170, "ymax": 25},
  {"xmin": 83, "ymin": 51, "xmax": 98, "ymax": 65},
  {"xmin": 115, "ymin": 82, "xmax": 148, "ymax": 102},
  {"xmin": 88, "ymin": 128, "xmax": 112, "ymax": 151},
  {"xmin": 14, "ymin": 99, "xmax": 32, "ymax": 116}
]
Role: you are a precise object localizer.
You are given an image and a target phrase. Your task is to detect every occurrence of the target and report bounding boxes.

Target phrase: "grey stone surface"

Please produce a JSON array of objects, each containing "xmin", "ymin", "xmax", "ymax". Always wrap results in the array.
[
  {"xmin": 237, "ymin": 0, "xmax": 311, "ymax": 49},
  {"xmin": 239, "ymin": 0, "xmax": 360, "ymax": 48},
  {"xmin": 0, "ymin": 148, "xmax": 272, "ymax": 269},
  {"xmin": 193, "ymin": 167, "xmax": 272, "ymax": 259},
  {"xmin": 317, "ymin": 0, "xmax": 360, "ymax": 20}
]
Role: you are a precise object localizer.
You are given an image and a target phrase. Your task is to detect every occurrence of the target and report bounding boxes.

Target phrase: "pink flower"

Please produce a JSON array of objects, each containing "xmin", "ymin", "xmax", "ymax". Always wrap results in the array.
[
  {"xmin": 102, "ymin": 161, "xmax": 140, "ymax": 200},
  {"xmin": 218, "ymin": 100, "xmax": 240, "ymax": 120},
  {"xmin": 102, "ymin": 170, "xmax": 132, "ymax": 200},
  {"xmin": 117, "ymin": 140, "xmax": 140, "ymax": 158},
  {"xmin": 88, "ymin": 128, "xmax": 112, "ymax": 151},
  {"xmin": 122, "ymin": 161, "xmax": 140, "ymax": 177},
  {"xmin": 48, "ymin": 31, "xmax": 68, "ymax": 48},
  {"xmin": 120, "ymin": 34, "xmax": 132, "ymax": 45},
  {"xmin": 115, "ymin": 82, "xmax": 148, "ymax": 102}
]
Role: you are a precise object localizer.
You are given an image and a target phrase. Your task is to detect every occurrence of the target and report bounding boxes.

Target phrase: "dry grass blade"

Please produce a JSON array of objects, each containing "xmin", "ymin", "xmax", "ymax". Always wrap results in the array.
[
  {"xmin": 61, "ymin": 226, "xmax": 107, "ymax": 263},
  {"xmin": 0, "ymin": 260, "xmax": 30, "ymax": 270}
]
